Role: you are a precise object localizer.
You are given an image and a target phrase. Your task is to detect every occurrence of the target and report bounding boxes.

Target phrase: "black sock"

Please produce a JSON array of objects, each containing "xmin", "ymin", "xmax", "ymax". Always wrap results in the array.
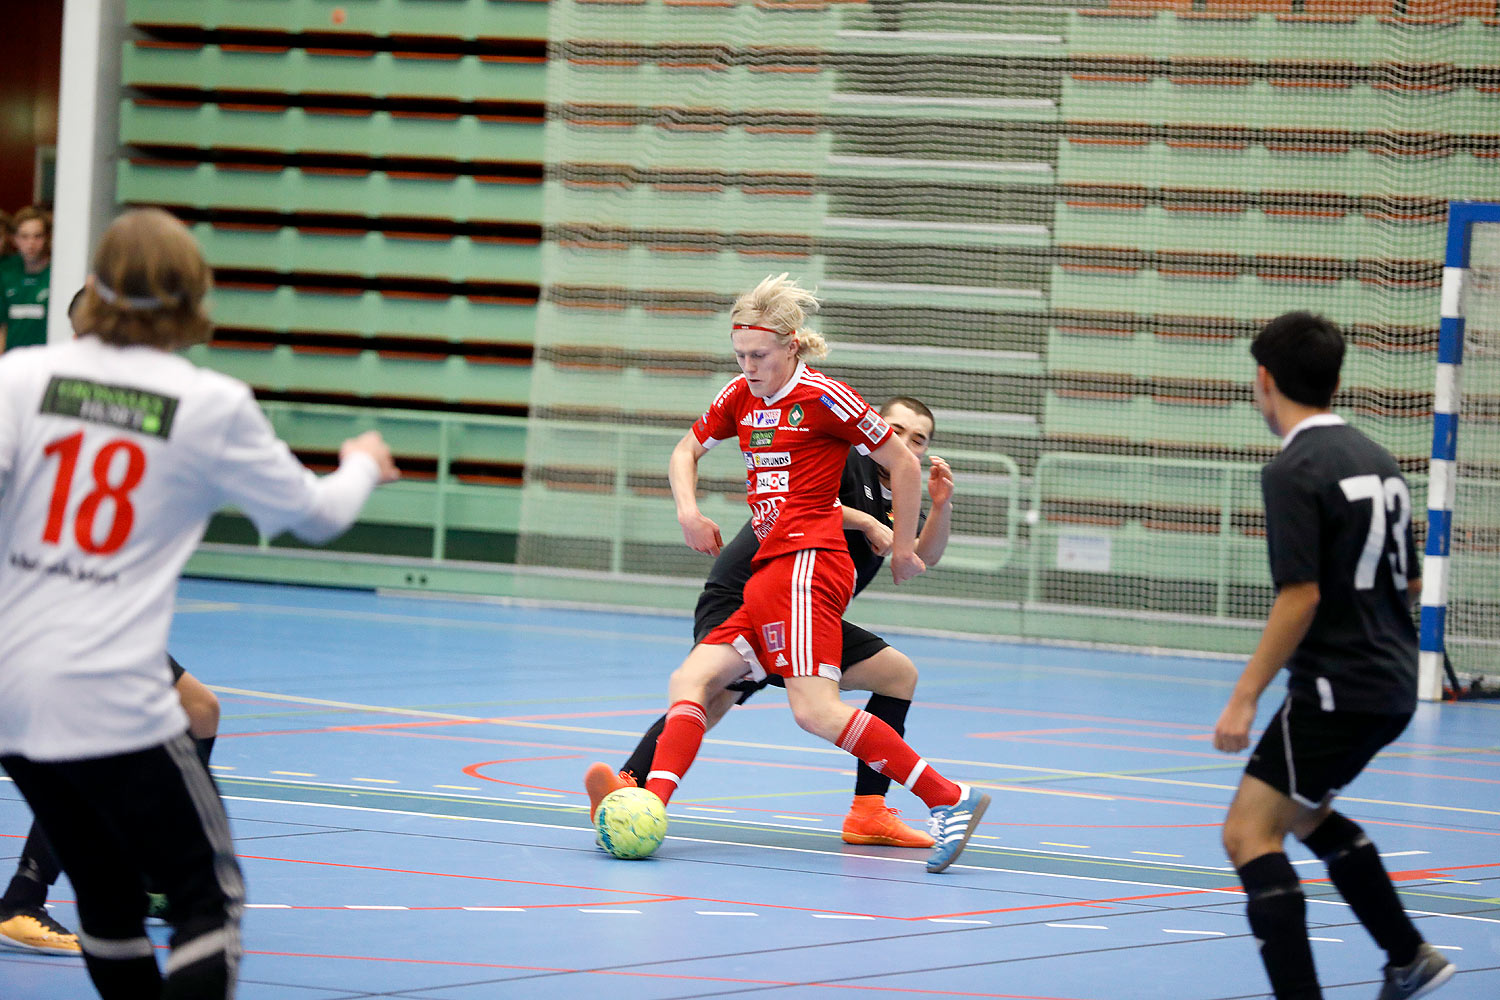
[
  {"xmin": 854, "ymin": 694, "xmax": 911, "ymax": 798},
  {"xmin": 80, "ymin": 953, "xmax": 163, "ymax": 1000},
  {"xmin": 2, "ymin": 822, "xmax": 62, "ymax": 912},
  {"xmin": 1301, "ymin": 812, "xmax": 1422, "ymax": 967},
  {"xmin": 1238, "ymin": 852, "xmax": 1321, "ymax": 1000},
  {"xmin": 620, "ymin": 715, "xmax": 666, "ymax": 783}
]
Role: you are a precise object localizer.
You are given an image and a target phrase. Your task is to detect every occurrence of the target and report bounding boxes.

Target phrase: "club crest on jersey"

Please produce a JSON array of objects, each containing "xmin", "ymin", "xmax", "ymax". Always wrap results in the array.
[
  {"xmin": 750, "ymin": 409, "xmax": 781, "ymax": 428},
  {"xmin": 788, "ymin": 404, "xmax": 804, "ymax": 427},
  {"xmin": 749, "ymin": 429, "xmax": 775, "ymax": 448},
  {"xmin": 762, "ymin": 621, "xmax": 786, "ymax": 653},
  {"xmin": 857, "ymin": 412, "xmax": 889, "ymax": 444},
  {"xmin": 755, "ymin": 470, "xmax": 789, "ymax": 494},
  {"xmin": 819, "ymin": 393, "xmax": 851, "ymax": 421}
]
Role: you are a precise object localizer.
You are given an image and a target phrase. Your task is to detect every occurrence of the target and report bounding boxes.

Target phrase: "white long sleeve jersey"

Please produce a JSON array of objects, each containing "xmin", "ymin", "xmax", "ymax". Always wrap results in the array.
[{"xmin": 0, "ymin": 336, "xmax": 379, "ymax": 761}]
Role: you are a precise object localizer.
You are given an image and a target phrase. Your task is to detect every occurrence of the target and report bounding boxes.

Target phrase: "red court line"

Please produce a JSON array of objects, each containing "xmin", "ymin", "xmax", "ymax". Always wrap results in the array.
[
  {"xmin": 237, "ymin": 948, "xmax": 1097, "ymax": 1000},
  {"xmin": 1366, "ymin": 767, "xmax": 1500, "ymax": 786},
  {"xmin": 920, "ymin": 704, "xmax": 1210, "ymax": 730},
  {"xmin": 236, "ymin": 852, "xmax": 1207, "ymax": 924},
  {"xmin": 970, "ymin": 735, "xmax": 1228, "ymax": 760},
  {"xmin": 926, "ymin": 886, "xmax": 1242, "ymax": 921}
]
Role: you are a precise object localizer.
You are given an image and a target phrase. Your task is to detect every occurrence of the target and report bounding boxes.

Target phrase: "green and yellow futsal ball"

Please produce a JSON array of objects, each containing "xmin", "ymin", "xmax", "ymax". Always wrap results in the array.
[{"xmin": 595, "ymin": 787, "xmax": 668, "ymax": 859}]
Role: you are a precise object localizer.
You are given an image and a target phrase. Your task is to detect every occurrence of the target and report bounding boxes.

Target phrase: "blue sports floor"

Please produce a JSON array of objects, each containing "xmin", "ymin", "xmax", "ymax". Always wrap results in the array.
[{"xmin": 2, "ymin": 578, "xmax": 1497, "ymax": 999}]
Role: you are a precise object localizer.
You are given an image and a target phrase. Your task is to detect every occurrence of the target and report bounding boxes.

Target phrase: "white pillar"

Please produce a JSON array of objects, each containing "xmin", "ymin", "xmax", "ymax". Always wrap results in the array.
[{"xmin": 49, "ymin": 0, "xmax": 125, "ymax": 342}]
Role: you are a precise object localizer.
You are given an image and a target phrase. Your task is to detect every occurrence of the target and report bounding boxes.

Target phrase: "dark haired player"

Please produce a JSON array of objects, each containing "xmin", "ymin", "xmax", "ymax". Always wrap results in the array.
[
  {"xmin": 1213, "ymin": 311, "xmax": 1455, "ymax": 1000},
  {"xmin": 589, "ymin": 397, "xmax": 953, "ymax": 848}
]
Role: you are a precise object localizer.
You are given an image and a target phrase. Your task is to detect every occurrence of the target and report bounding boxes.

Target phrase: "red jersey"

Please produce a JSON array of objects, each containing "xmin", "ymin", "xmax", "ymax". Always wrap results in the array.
[{"xmin": 691, "ymin": 362, "xmax": 893, "ymax": 564}]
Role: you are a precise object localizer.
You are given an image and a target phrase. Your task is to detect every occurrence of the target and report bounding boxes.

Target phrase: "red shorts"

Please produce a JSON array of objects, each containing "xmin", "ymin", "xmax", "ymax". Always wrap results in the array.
[{"xmin": 703, "ymin": 548, "xmax": 856, "ymax": 683}]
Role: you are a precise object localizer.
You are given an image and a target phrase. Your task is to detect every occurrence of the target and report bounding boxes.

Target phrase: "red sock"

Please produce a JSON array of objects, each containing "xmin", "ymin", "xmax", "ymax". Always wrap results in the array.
[
  {"xmin": 644, "ymin": 700, "xmax": 707, "ymax": 805},
  {"xmin": 837, "ymin": 710, "xmax": 960, "ymax": 809}
]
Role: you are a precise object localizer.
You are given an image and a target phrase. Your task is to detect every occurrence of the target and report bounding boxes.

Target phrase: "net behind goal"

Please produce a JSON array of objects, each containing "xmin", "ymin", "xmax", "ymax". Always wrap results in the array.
[{"xmin": 518, "ymin": 0, "xmax": 1500, "ymax": 653}]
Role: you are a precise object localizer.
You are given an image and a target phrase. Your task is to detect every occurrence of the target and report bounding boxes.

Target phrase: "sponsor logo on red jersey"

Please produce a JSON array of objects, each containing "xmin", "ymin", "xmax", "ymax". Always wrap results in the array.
[
  {"xmin": 755, "ymin": 470, "xmax": 789, "ymax": 494},
  {"xmin": 750, "ymin": 495, "xmax": 784, "ymax": 540}
]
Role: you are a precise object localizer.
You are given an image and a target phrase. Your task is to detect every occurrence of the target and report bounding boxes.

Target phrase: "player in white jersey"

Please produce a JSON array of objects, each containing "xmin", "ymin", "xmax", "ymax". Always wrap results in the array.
[{"xmin": 0, "ymin": 208, "xmax": 399, "ymax": 999}]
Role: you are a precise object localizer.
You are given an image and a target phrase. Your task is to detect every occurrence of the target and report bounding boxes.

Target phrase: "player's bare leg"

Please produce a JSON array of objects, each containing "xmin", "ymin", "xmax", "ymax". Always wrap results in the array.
[
  {"xmin": 1224, "ymin": 779, "xmax": 1455, "ymax": 1000},
  {"xmin": 586, "ymin": 643, "xmax": 747, "ymax": 816}
]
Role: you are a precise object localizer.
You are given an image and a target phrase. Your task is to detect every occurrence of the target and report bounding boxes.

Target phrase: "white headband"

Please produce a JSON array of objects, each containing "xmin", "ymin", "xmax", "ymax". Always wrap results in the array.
[{"xmin": 93, "ymin": 279, "xmax": 179, "ymax": 311}]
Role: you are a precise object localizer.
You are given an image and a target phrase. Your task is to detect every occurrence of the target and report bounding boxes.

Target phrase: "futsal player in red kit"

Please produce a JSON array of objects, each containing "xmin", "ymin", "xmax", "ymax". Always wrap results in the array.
[{"xmin": 585, "ymin": 274, "xmax": 988, "ymax": 872}]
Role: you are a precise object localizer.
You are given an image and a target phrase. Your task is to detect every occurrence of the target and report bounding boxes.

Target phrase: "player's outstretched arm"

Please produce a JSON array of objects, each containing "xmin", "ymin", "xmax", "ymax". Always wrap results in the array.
[
  {"xmin": 212, "ymin": 395, "xmax": 398, "ymax": 545},
  {"xmin": 870, "ymin": 435, "xmax": 924, "ymax": 584},
  {"xmin": 1213, "ymin": 581, "xmax": 1319, "ymax": 753},
  {"xmin": 669, "ymin": 431, "xmax": 722, "ymax": 556},
  {"xmin": 916, "ymin": 454, "xmax": 953, "ymax": 567}
]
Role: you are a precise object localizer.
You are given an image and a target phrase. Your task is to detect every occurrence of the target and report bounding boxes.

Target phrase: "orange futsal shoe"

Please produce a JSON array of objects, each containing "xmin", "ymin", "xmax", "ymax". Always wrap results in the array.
[
  {"xmin": 841, "ymin": 795, "xmax": 936, "ymax": 848},
  {"xmin": 585, "ymin": 762, "xmax": 636, "ymax": 822}
]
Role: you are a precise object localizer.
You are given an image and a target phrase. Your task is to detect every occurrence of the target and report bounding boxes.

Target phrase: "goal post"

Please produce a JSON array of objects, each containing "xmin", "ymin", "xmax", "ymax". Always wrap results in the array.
[{"xmin": 1420, "ymin": 200, "xmax": 1500, "ymax": 701}]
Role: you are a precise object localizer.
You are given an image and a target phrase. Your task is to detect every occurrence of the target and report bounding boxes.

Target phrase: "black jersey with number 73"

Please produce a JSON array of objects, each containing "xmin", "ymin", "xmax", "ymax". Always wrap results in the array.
[{"xmin": 1261, "ymin": 419, "xmax": 1420, "ymax": 714}]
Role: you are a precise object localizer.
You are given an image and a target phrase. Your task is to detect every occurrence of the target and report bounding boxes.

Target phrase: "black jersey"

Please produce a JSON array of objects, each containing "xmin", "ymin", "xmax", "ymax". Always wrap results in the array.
[
  {"xmin": 840, "ymin": 449, "xmax": 927, "ymax": 594},
  {"xmin": 1261, "ymin": 417, "xmax": 1419, "ymax": 714}
]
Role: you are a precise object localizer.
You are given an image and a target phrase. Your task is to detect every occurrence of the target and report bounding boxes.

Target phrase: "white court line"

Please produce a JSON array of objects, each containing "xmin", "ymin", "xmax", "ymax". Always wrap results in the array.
[
  {"xmin": 698, "ymin": 911, "xmax": 758, "ymax": 917},
  {"xmin": 579, "ymin": 909, "xmax": 641, "ymax": 915},
  {"xmin": 1309, "ymin": 937, "xmax": 1344, "ymax": 943},
  {"xmin": 203, "ymin": 686, "xmax": 1500, "ymax": 818},
  {"xmin": 1046, "ymin": 923, "xmax": 1107, "ymax": 930},
  {"xmin": 210, "ymin": 795, "xmax": 1500, "ymax": 930},
  {"xmin": 1163, "ymin": 929, "xmax": 1226, "ymax": 937}
]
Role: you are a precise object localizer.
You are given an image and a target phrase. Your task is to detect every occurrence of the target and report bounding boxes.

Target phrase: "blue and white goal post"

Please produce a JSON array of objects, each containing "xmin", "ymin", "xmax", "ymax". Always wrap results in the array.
[{"xmin": 1419, "ymin": 200, "xmax": 1500, "ymax": 701}]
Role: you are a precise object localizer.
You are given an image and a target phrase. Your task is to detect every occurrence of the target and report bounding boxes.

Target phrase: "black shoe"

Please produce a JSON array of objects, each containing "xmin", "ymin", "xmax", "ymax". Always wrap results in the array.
[{"xmin": 1378, "ymin": 943, "xmax": 1456, "ymax": 1000}]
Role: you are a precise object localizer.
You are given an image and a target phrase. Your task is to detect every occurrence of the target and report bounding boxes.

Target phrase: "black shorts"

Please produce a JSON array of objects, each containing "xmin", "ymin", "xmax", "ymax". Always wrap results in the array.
[
  {"xmin": 1244, "ymin": 697, "xmax": 1411, "ymax": 809},
  {"xmin": 694, "ymin": 591, "xmax": 890, "ymax": 704},
  {"xmin": 168, "ymin": 653, "xmax": 184, "ymax": 683}
]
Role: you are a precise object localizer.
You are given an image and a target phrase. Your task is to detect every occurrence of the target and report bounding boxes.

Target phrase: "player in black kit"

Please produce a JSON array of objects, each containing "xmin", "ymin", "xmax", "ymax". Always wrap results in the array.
[
  {"xmin": 1213, "ymin": 312, "xmax": 1454, "ymax": 1000},
  {"xmin": 587, "ymin": 397, "xmax": 953, "ymax": 847}
]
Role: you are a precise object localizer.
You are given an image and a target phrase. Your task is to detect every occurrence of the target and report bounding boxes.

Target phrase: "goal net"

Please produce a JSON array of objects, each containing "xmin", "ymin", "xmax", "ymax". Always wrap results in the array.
[{"xmin": 517, "ymin": 0, "xmax": 1499, "ymax": 651}]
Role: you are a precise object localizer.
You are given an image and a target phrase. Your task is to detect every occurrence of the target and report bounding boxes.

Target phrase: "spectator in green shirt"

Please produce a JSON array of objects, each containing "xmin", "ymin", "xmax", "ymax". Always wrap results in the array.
[{"xmin": 1, "ymin": 206, "xmax": 52, "ymax": 352}]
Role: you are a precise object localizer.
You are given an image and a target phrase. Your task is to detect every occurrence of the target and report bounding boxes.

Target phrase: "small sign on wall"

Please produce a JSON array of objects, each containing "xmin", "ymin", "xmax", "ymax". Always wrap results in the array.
[{"xmin": 1056, "ymin": 533, "xmax": 1112, "ymax": 573}]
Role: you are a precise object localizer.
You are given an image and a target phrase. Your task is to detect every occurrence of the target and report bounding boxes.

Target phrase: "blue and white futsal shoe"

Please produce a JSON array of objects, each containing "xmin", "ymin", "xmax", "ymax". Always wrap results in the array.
[{"xmin": 925, "ymin": 782, "xmax": 990, "ymax": 873}]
